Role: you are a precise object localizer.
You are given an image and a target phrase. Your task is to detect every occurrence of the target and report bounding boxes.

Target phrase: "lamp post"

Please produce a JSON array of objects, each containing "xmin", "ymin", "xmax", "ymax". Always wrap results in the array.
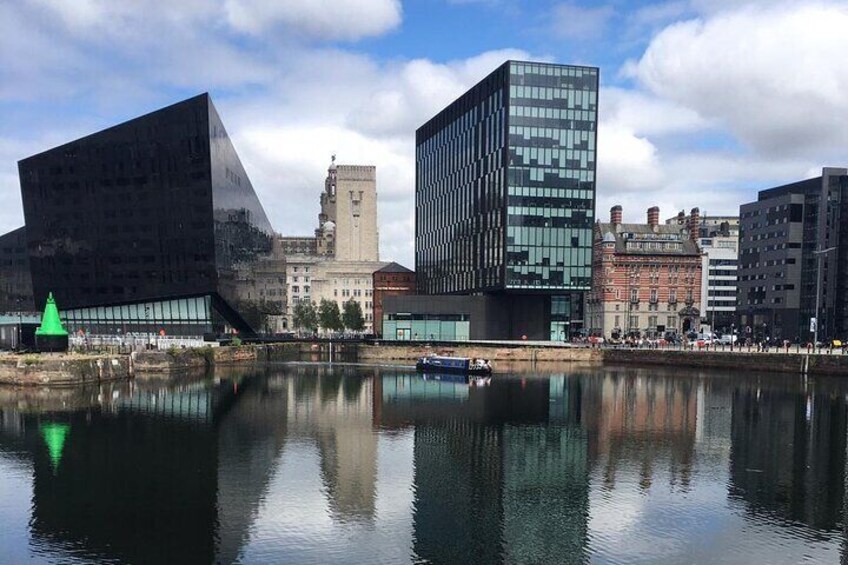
[
  {"xmin": 813, "ymin": 246, "xmax": 837, "ymax": 349},
  {"xmin": 16, "ymin": 298, "xmax": 22, "ymax": 351}
]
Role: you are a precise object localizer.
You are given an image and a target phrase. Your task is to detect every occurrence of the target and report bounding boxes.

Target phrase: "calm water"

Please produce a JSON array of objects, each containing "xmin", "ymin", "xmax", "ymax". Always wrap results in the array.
[{"xmin": 1, "ymin": 363, "xmax": 847, "ymax": 564}]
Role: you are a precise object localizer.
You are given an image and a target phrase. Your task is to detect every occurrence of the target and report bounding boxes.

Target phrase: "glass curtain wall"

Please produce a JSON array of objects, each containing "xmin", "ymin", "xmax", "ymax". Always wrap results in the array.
[
  {"xmin": 62, "ymin": 295, "xmax": 214, "ymax": 336},
  {"xmin": 505, "ymin": 62, "xmax": 597, "ymax": 291}
]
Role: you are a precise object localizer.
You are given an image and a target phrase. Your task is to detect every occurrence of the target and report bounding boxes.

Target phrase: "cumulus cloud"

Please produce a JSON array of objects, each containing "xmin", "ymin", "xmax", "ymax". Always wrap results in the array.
[
  {"xmin": 223, "ymin": 48, "xmax": 533, "ymax": 267},
  {"xmin": 348, "ymin": 49, "xmax": 532, "ymax": 137},
  {"xmin": 224, "ymin": 0, "xmax": 402, "ymax": 40},
  {"xmin": 627, "ymin": 2, "xmax": 848, "ymax": 158}
]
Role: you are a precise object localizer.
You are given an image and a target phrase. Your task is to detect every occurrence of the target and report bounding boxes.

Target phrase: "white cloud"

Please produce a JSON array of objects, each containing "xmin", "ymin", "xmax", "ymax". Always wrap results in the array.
[
  {"xmin": 596, "ymin": 123, "xmax": 664, "ymax": 195},
  {"xmin": 222, "ymin": 48, "xmax": 534, "ymax": 268},
  {"xmin": 551, "ymin": 3, "xmax": 616, "ymax": 40},
  {"xmin": 601, "ymin": 87, "xmax": 709, "ymax": 137},
  {"xmin": 627, "ymin": 2, "xmax": 848, "ymax": 158},
  {"xmin": 224, "ymin": 0, "xmax": 402, "ymax": 40}
]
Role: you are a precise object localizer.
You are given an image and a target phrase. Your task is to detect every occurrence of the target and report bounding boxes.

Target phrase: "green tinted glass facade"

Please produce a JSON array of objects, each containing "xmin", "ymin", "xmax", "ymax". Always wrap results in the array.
[
  {"xmin": 416, "ymin": 61, "xmax": 597, "ymax": 295},
  {"xmin": 382, "ymin": 313, "xmax": 471, "ymax": 341},
  {"xmin": 506, "ymin": 62, "xmax": 596, "ymax": 290}
]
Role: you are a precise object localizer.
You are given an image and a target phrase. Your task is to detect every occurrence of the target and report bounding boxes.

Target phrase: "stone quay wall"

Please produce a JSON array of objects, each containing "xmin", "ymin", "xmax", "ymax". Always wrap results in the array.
[
  {"xmin": 600, "ymin": 348, "xmax": 848, "ymax": 376},
  {"xmin": 0, "ymin": 354, "xmax": 131, "ymax": 386},
  {"xmin": 357, "ymin": 342, "xmax": 599, "ymax": 364},
  {"xmin": 6, "ymin": 340, "xmax": 848, "ymax": 386}
]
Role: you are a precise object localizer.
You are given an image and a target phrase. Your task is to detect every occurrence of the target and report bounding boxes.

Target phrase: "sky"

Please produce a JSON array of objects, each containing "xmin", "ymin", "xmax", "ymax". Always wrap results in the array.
[{"xmin": 2, "ymin": 0, "xmax": 848, "ymax": 268}]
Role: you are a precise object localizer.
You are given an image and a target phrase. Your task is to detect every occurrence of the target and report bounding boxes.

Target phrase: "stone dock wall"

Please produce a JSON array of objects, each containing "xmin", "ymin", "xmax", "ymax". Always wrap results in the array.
[
  {"xmin": 356, "ymin": 342, "xmax": 848, "ymax": 376},
  {"xmin": 5, "ymin": 341, "xmax": 848, "ymax": 386},
  {"xmin": 0, "ymin": 354, "xmax": 132, "ymax": 386}
]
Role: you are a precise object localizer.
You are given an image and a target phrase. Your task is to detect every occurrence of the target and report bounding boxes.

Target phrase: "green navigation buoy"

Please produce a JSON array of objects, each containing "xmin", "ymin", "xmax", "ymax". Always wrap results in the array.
[
  {"xmin": 35, "ymin": 292, "xmax": 69, "ymax": 352},
  {"xmin": 36, "ymin": 293, "xmax": 68, "ymax": 337},
  {"xmin": 40, "ymin": 422, "xmax": 70, "ymax": 473}
]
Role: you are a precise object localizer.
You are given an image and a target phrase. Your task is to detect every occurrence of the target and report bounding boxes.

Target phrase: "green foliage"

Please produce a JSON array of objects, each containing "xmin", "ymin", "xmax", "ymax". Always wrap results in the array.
[
  {"xmin": 342, "ymin": 299, "xmax": 365, "ymax": 332},
  {"xmin": 166, "ymin": 345, "xmax": 179, "ymax": 356},
  {"xmin": 318, "ymin": 299, "xmax": 343, "ymax": 332},
  {"xmin": 200, "ymin": 345, "xmax": 215, "ymax": 363},
  {"xmin": 231, "ymin": 336, "xmax": 243, "ymax": 347},
  {"xmin": 292, "ymin": 300, "xmax": 319, "ymax": 332}
]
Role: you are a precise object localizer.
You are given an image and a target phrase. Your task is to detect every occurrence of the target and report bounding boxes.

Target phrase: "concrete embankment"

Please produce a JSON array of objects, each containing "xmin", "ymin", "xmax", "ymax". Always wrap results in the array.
[
  {"xmin": 356, "ymin": 342, "xmax": 848, "ymax": 376},
  {"xmin": 6, "ymin": 339, "xmax": 848, "ymax": 385},
  {"xmin": 600, "ymin": 348, "xmax": 848, "ymax": 376},
  {"xmin": 356, "ymin": 342, "xmax": 599, "ymax": 364},
  {"xmin": 0, "ymin": 354, "xmax": 132, "ymax": 386}
]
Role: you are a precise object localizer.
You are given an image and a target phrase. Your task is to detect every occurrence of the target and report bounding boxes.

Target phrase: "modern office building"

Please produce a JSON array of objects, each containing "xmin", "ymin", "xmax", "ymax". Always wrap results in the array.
[
  {"xmin": 408, "ymin": 60, "xmax": 598, "ymax": 340},
  {"xmin": 667, "ymin": 211, "xmax": 739, "ymax": 333},
  {"xmin": 585, "ymin": 206, "xmax": 703, "ymax": 339},
  {"xmin": 16, "ymin": 93, "xmax": 274, "ymax": 336},
  {"xmin": 737, "ymin": 167, "xmax": 848, "ymax": 341}
]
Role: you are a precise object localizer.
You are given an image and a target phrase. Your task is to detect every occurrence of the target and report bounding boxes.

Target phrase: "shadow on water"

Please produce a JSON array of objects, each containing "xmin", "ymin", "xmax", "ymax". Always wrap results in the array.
[{"xmin": 0, "ymin": 364, "xmax": 846, "ymax": 564}]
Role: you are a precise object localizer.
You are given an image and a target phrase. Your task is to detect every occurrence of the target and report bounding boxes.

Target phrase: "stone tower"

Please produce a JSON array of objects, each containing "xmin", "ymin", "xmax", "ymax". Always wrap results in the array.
[{"xmin": 316, "ymin": 156, "xmax": 379, "ymax": 261}]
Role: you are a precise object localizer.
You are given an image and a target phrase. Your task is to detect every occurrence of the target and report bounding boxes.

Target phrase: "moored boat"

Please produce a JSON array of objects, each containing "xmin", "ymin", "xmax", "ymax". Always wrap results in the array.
[{"xmin": 416, "ymin": 354, "xmax": 493, "ymax": 375}]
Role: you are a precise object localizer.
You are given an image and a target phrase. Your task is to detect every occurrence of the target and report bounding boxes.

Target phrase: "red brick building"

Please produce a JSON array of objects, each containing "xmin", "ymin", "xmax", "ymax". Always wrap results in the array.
[
  {"xmin": 372, "ymin": 263, "xmax": 415, "ymax": 337},
  {"xmin": 585, "ymin": 206, "xmax": 703, "ymax": 339}
]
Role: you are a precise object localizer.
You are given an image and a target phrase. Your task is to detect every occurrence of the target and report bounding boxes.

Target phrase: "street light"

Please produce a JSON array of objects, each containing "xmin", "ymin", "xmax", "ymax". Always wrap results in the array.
[
  {"xmin": 16, "ymin": 298, "xmax": 22, "ymax": 351},
  {"xmin": 813, "ymin": 245, "xmax": 837, "ymax": 348}
]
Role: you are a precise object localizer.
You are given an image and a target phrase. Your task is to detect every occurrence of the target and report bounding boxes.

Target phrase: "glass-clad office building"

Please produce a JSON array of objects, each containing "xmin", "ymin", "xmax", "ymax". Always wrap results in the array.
[
  {"xmin": 414, "ymin": 61, "xmax": 598, "ymax": 339},
  {"xmin": 17, "ymin": 94, "xmax": 274, "ymax": 336}
]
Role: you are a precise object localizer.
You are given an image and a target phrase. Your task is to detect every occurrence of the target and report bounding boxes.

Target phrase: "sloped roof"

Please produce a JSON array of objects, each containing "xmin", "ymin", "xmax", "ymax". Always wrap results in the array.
[
  {"xmin": 376, "ymin": 262, "xmax": 414, "ymax": 273},
  {"xmin": 597, "ymin": 222, "xmax": 701, "ymax": 256}
]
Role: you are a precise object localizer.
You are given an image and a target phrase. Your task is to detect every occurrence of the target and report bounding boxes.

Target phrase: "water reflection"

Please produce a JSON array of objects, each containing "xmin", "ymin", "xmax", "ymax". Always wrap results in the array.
[{"xmin": 0, "ymin": 365, "xmax": 845, "ymax": 564}]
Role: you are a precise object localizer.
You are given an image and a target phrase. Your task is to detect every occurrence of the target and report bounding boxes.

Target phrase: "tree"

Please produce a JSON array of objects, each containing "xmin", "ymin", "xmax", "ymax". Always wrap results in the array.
[
  {"xmin": 318, "ymin": 299, "xmax": 343, "ymax": 333},
  {"xmin": 292, "ymin": 300, "xmax": 318, "ymax": 333},
  {"xmin": 342, "ymin": 299, "xmax": 365, "ymax": 332}
]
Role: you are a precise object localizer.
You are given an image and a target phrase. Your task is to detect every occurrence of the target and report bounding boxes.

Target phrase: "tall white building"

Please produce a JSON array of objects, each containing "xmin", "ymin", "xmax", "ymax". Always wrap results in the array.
[{"xmin": 667, "ymin": 212, "xmax": 739, "ymax": 332}]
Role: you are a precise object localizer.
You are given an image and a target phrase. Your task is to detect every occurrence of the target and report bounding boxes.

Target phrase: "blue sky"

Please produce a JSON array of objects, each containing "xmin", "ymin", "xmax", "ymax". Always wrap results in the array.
[{"xmin": 2, "ymin": 0, "xmax": 848, "ymax": 267}]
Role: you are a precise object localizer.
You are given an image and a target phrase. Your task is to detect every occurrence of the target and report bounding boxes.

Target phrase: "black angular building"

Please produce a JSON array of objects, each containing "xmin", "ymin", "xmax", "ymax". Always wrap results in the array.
[
  {"xmin": 411, "ymin": 60, "xmax": 598, "ymax": 340},
  {"xmin": 17, "ymin": 93, "xmax": 274, "ymax": 336},
  {"xmin": 0, "ymin": 226, "xmax": 34, "ymax": 312}
]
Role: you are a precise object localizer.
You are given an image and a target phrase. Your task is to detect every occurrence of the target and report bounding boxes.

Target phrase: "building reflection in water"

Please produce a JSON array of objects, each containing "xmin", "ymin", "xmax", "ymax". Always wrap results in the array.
[
  {"xmin": 377, "ymin": 373, "xmax": 590, "ymax": 564},
  {"xmin": 579, "ymin": 369, "xmax": 698, "ymax": 493},
  {"xmin": 0, "ymin": 365, "xmax": 846, "ymax": 563},
  {"xmin": 281, "ymin": 366, "xmax": 378, "ymax": 523},
  {"xmin": 728, "ymin": 377, "xmax": 848, "ymax": 531}
]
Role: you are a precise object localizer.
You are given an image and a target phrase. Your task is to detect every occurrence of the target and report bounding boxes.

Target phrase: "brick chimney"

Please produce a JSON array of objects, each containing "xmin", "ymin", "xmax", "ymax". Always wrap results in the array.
[
  {"xmin": 610, "ymin": 205, "xmax": 622, "ymax": 226},
  {"xmin": 647, "ymin": 206, "xmax": 659, "ymax": 228},
  {"xmin": 688, "ymin": 207, "xmax": 700, "ymax": 240}
]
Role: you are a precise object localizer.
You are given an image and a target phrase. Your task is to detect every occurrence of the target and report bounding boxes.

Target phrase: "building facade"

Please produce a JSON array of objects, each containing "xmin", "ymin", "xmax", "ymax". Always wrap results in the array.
[
  {"xmin": 372, "ymin": 262, "xmax": 415, "ymax": 338},
  {"xmin": 317, "ymin": 158, "xmax": 379, "ymax": 262},
  {"xmin": 0, "ymin": 226, "xmax": 34, "ymax": 312},
  {"xmin": 17, "ymin": 94, "xmax": 274, "ymax": 336},
  {"xmin": 585, "ymin": 206, "xmax": 703, "ymax": 339},
  {"xmin": 667, "ymin": 212, "xmax": 739, "ymax": 333},
  {"xmin": 737, "ymin": 167, "xmax": 848, "ymax": 341},
  {"xmin": 412, "ymin": 60, "xmax": 598, "ymax": 340},
  {"xmin": 281, "ymin": 159, "xmax": 385, "ymax": 333}
]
